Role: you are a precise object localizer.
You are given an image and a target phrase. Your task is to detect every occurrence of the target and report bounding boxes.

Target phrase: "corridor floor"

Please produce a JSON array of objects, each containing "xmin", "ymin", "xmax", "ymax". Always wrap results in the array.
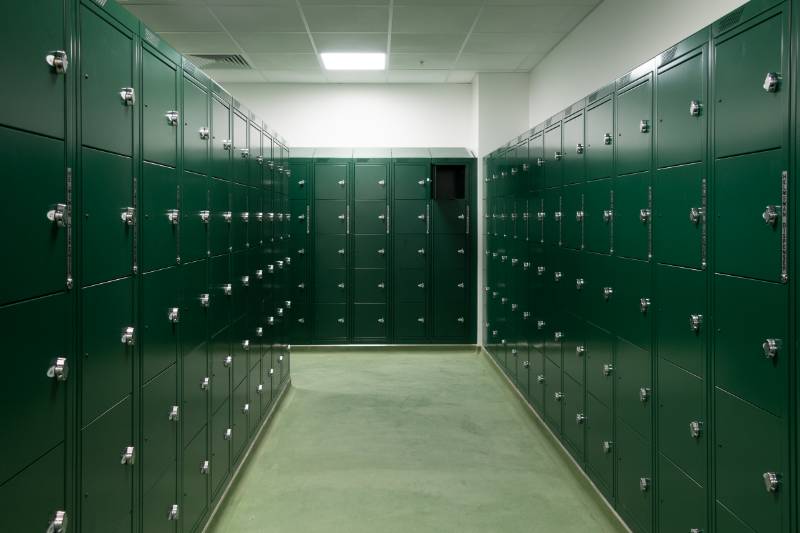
[{"xmin": 208, "ymin": 348, "xmax": 627, "ymax": 533}]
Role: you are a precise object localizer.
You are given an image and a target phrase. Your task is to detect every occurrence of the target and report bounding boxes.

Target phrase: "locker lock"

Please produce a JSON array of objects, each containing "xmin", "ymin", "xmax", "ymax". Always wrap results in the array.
[
  {"xmin": 168, "ymin": 405, "xmax": 179, "ymax": 422},
  {"xmin": 223, "ymin": 211, "xmax": 232, "ymax": 223},
  {"xmin": 338, "ymin": 180, "xmax": 346, "ymax": 187},
  {"xmin": 378, "ymin": 179, "xmax": 386, "ymax": 187},
  {"xmin": 537, "ymin": 211, "xmax": 546, "ymax": 221},
  {"xmin": 47, "ymin": 357, "xmax": 69, "ymax": 382},
  {"xmin": 689, "ymin": 314, "xmax": 703, "ymax": 332},
  {"xmin": 377, "ymin": 317, "xmax": 385, "ymax": 324},
  {"xmin": 511, "ymin": 303, "xmax": 518, "ymax": 311},
  {"xmin": 603, "ymin": 287, "xmax": 613, "ymax": 300},
  {"xmin": 501, "ymin": 255, "xmax": 508, "ymax": 263},
  {"xmin": 639, "ymin": 387, "xmax": 651, "ymax": 403},
  {"xmin": 267, "ymin": 264, "xmax": 275, "ymax": 274},
  {"xmin": 240, "ymin": 148, "xmax": 250, "ymax": 159},
  {"xmin": 537, "ymin": 158, "xmax": 545, "ymax": 167},
  {"xmin": 537, "ymin": 320, "xmax": 545, "ymax": 331},
  {"xmin": 121, "ymin": 327, "xmax": 135, "ymax": 346},
  {"xmin": 201, "ymin": 377, "xmax": 210, "ymax": 390},
  {"xmin": 639, "ymin": 297, "xmax": 651, "ymax": 314},
  {"xmin": 267, "ymin": 316, "xmax": 275, "ymax": 326},
  {"xmin": 378, "ymin": 282, "xmax": 386, "ymax": 289},
  {"xmin": 338, "ymin": 214, "xmax": 346, "ymax": 221},
  {"xmin": 689, "ymin": 207, "xmax": 705, "ymax": 225},
  {"xmin": 199, "ymin": 293, "xmax": 210, "ymax": 308},
  {"xmin": 418, "ymin": 179, "xmax": 426, "ymax": 186},
  {"xmin": 241, "ymin": 212, "xmax": 250, "ymax": 222},
  {"xmin": 762, "ymin": 205, "xmax": 780, "ymax": 226},
  {"xmin": 554, "ymin": 271, "xmax": 563, "ymax": 282},
  {"xmin": 511, "ymin": 168, "xmax": 518, "ymax": 176},
  {"xmin": 576, "ymin": 345, "xmax": 586, "ymax": 357},
  {"xmin": 338, "ymin": 282, "xmax": 345, "ymax": 289},
  {"xmin": 689, "ymin": 100, "xmax": 702, "ymax": 117},
  {"xmin": 639, "ymin": 120, "xmax": 650, "ymax": 133},
  {"xmin": 501, "ymin": 297, "xmax": 508, "ymax": 305},
  {"xmin": 242, "ymin": 275, "xmax": 250, "ymax": 287},
  {"xmin": 168, "ymin": 307, "xmax": 180, "ymax": 324},
  {"xmin": 257, "ymin": 384, "xmax": 264, "ymax": 394},
  {"xmin": 276, "ymin": 260, "xmax": 284, "ymax": 270},
  {"xmin": 285, "ymin": 300, "xmax": 292, "ymax": 309},
  {"xmin": 277, "ymin": 307, "xmax": 284, "ymax": 317},
  {"xmin": 269, "ymin": 368, "xmax": 275, "ymax": 376},
  {"xmin": 168, "ymin": 505, "xmax": 179, "ymax": 521},
  {"xmin": 522, "ymin": 163, "xmax": 530, "ymax": 172},
  {"xmin": 417, "ymin": 248, "xmax": 426, "ymax": 255},
  {"xmin": 523, "ymin": 312, "xmax": 531, "ymax": 320},
  {"xmin": 576, "ymin": 413, "xmax": 586, "ymax": 424},
  {"xmin": 602, "ymin": 210, "xmax": 613, "ymax": 224},
  {"xmin": 121, "ymin": 446, "xmax": 136, "ymax": 465},
  {"xmin": 575, "ymin": 210, "xmax": 585, "ymax": 222},
  {"xmin": 417, "ymin": 214, "xmax": 426, "ymax": 221},
  {"xmin": 256, "ymin": 327, "xmax": 263, "ymax": 337},
  {"xmin": 119, "ymin": 87, "xmax": 135, "ymax": 106},
  {"xmin": 458, "ymin": 282, "xmax": 465, "ymax": 289},
  {"xmin": 689, "ymin": 421, "xmax": 703, "ymax": 439},
  {"xmin": 523, "ymin": 361, "xmax": 530, "ymax": 369},
  {"xmin": 418, "ymin": 317, "xmax": 426, "ymax": 324},
  {"xmin": 337, "ymin": 318, "xmax": 345, "ymax": 324},
  {"xmin": 418, "ymin": 283, "xmax": 425, "ymax": 289},
  {"xmin": 576, "ymin": 278, "xmax": 585, "ymax": 291},
  {"xmin": 223, "ymin": 283, "xmax": 232, "ymax": 296},
  {"xmin": 576, "ymin": 143, "xmax": 585, "ymax": 155},
  {"xmin": 554, "ymin": 331, "xmax": 564, "ymax": 342},
  {"xmin": 378, "ymin": 248, "xmax": 386, "ymax": 255},
  {"xmin": 198, "ymin": 127, "xmax": 210, "ymax": 140},
  {"xmin": 763, "ymin": 72, "xmax": 780, "ymax": 93},
  {"xmin": 603, "ymin": 364, "xmax": 614, "ymax": 377},
  {"xmin": 222, "ymin": 140, "xmax": 233, "ymax": 151},
  {"xmin": 639, "ymin": 208, "xmax": 651, "ymax": 223},
  {"xmin": 242, "ymin": 403, "xmax": 250, "ymax": 414},
  {"xmin": 501, "ymin": 339, "xmax": 507, "ymax": 345},
  {"xmin": 46, "ymin": 50, "xmax": 69, "ymax": 74},
  {"xmin": 511, "ymin": 348, "xmax": 518, "ymax": 357},
  {"xmin": 603, "ymin": 133, "xmax": 613, "ymax": 145},
  {"xmin": 492, "ymin": 329, "xmax": 498, "ymax": 337},
  {"xmin": 223, "ymin": 355, "xmax": 233, "ymax": 367},
  {"xmin": 554, "ymin": 392, "xmax": 564, "ymax": 402},
  {"xmin": 47, "ymin": 203, "xmax": 68, "ymax": 227},
  {"xmin": 602, "ymin": 441, "xmax": 613, "ymax": 454},
  {"xmin": 167, "ymin": 209, "xmax": 180, "ymax": 225},
  {"xmin": 256, "ymin": 212, "xmax": 265, "ymax": 222},
  {"xmin": 201, "ymin": 460, "xmax": 210, "ymax": 475},
  {"xmin": 762, "ymin": 338, "xmax": 781, "ymax": 359},
  {"xmin": 639, "ymin": 477, "xmax": 651, "ymax": 492},
  {"xmin": 120, "ymin": 207, "xmax": 135, "ymax": 226},
  {"xmin": 537, "ymin": 266, "xmax": 546, "ymax": 276},
  {"xmin": 537, "ymin": 374, "xmax": 545, "ymax": 384},
  {"xmin": 297, "ymin": 318, "xmax": 305, "ymax": 324},
  {"xmin": 554, "ymin": 211, "xmax": 563, "ymax": 222},
  {"xmin": 763, "ymin": 472, "xmax": 781, "ymax": 493},
  {"xmin": 523, "ymin": 262, "xmax": 531, "ymax": 270},
  {"xmin": 267, "ymin": 212, "xmax": 275, "ymax": 221},
  {"xmin": 298, "ymin": 283, "xmax": 305, "ymax": 289},
  {"xmin": 554, "ymin": 151, "xmax": 564, "ymax": 161},
  {"xmin": 242, "ymin": 339, "xmax": 250, "ymax": 351},
  {"xmin": 165, "ymin": 110, "xmax": 179, "ymax": 126},
  {"xmin": 224, "ymin": 428, "xmax": 232, "ymax": 440},
  {"xmin": 47, "ymin": 510, "xmax": 68, "ymax": 533},
  {"xmin": 298, "ymin": 249, "xmax": 306, "ymax": 255},
  {"xmin": 199, "ymin": 210, "xmax": 210, "ymax": 224}
]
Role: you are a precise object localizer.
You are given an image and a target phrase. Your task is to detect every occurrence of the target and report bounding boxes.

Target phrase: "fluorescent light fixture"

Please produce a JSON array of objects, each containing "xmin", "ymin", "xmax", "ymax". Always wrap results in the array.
[{"xmin": 321, "ymin": 52, "xmax": 386, "ymax": 71}]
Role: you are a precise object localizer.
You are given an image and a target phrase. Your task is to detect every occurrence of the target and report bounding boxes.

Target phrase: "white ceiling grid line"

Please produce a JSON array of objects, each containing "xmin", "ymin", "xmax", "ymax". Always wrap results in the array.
[{"xmin": 118, "ymin": 0, "xmax": 603, "ymax": 84}]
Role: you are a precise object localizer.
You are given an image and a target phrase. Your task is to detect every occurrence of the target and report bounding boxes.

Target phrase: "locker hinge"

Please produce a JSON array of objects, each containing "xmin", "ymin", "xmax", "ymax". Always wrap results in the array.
[
  {"xmin": 701, "ymin": 178, "xmax": 707, "ymax": 270},
  {"xmin": 609, "ymin": 189, "xmax": 615, "ymax": 254},
  {"xmin": 647, "ymin": 185, "xmax": 653, "ymax": 259},
  {"xmin": 781, "ymin": 170, "xmax": 788, "ymax": 283},
  {"xmin": 558, "ymin": 195, "xmax": 563, "ymax": 246},
  {"xmin": 540, "ymin": 199, "xmax": 545, "ymax": 244},
  {"xmin": 580, "ymin": 193, "xmax": 585, "ymax": 250},
  {"xmin": 176, "ymin": 185, "xmax": 182, "ymax": 265},
  {"xmin": 65, "ymin": 167, "xmax": 73, "ymax": 289},
  {"xmin": 132, "ymin": 174, "xmax": 138, "ymax": 274}
]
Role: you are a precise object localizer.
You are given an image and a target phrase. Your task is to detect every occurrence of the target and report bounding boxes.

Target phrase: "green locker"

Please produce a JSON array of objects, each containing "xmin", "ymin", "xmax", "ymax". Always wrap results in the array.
[
  {"xmin": 232, "ymin": 111, "xmax": 248, "ymax": 185},
  {"xmin": 82, "ymin": 278, "xmax": 134, "ymax": 425},
  {"xmin": 249, "ymin": 124, "xmax": 263, "ymax": 189},
  {"xmin": 655, "ymin": 265, "xmax": 706, "ymax": 377},
  {"xmin": 432, "ymin": 200, "xmax": 466, "ymax": 235},
  {"xmin": 181, "ymin": 171, "xmax": 208, "ymax": 263},
  {"xmin": 562, "ymin": 111, "xmax": 585, "ymax": 184},
  {"xmin": 353, "ymin": 269, "xmax": 387, "ymax": 303},
  {"xmin": 208, "ymin": 254, "xmax": 230, "ymax": 336},
  {"xmin": 80, "ymin": 397, "xmax": 133, "ymax": 533},
  {"xmin": 231, "ymin": 183, "xmax": 248, "ymax": 252},
  {"xmin": 562, "ymin": 313, "xmax": 586, "ymax": 385},
  {"xmin": 395, "ymin": 163, "xmax": 429, "ymax": 199},
  {"xmin": 434, "ymin": 234, "xmax": 467, "ymax": 269},
  {"xmin": 211, "ymin": 96, "xmax": 231, "ymax": 180},
  {"xmin": 544, "ymin": 123, "xmax": 563, "ymax": 188},
  {"xmin": 314, "ymin": 303, "xmax": 347, "ymax": 341},
  {"xmin": 355, "ymin": 163, "xmax": 388, "ymax": 200},
  {"xmin": 615, "ymin": 339, "xmax": 652, "ymax": 440},
  {"xmin": 353, "ymin": 235, "xmax": 387, "ymax": 268},
  {"xmin": 249, "ymin": 363, "xmax": 262, "ymax": 436},
  {"xmin": 232, "ymin": 251, "xmax": 248, "ymax": 320},
  {"xmin": 232, "ymin": 317, "xmax": 249, "ymax": 388},
  {"xmin": 315, "ymin": 163, "xmax": 349, "ymax": 200},
  {"xmin": 562, "ymin": 183, "xmax": 583, "ymax": 250},
  {"xmin": 613, "ymin": 172, "xmax": 650, "ymax": 261},
  {"xmin": 210, "ymin": 330, "xmax": 231, "ymax": 415},
  {"xmin": 653, "ymin": 164, "xmax": 705, "ymax": 268},
  {"xmin": 434, "ymin": 269, "xmax": 467, "ymax": 306},
  {"xmin": 616, "ymin": 77, "xmax": 652, "ymax": 177},
  {"xmin": 585, "ymin": 394, "xmax": 614, "ymax": 499},
  {"xmin": 210, "ymin": 400, "xmax": 230, "ymax": 499},
  {"xmin": 209, "ymin": 178, "xmax": 230, "ymax": 256},
  {"xmin": 182, "ymin": 75, "xmax": 209, "ymax": 175},
  {"xmin": 141, "ymin": 162, "xmax": 179, "ymax": 272},
  {"xmin": 316, "ymin": 234, "xmax": 348, "ymax": 268},
  {"xmin": 585, "ymin": 97, "xmax": 614, "ymax": 180},
  {"xmin": 528, "ymin": 349, "xmax": 545, "ymax": 410},
  {"xmin": 0, "ymin": 444, "xmax": 65, "ymax": 533},
  {"xmin": 354, "ymin": 303, "xmax": 387, "ymax": 339},
  {"xmin": 613, "ymin": 257, "xmax": 651, "ymax": 350},
  {"xmin": 315, "ymin": 269, "xmax": 347, "ymax": 303},
  {"xmin": 585, "ymin": 252, "xmax": 615, "ymax": 333},
  {"xmin": 141, "ymin": 49, "xmax": 177, "ymax": 168},
  {"xmin": 231, "ymin": 380, "xmax": 248, "ymax": 462},
  {"xmin": 0, "ymin": 128, "xmax": 67, "ymax": 304},
  {"xmin": 395, "ymin": 302, "xmax": 427, "ymax": 339},
  {"xmin": 658, "ymin": 454, "xmax": 707, "ymax": 533},
  {"xmin": 141, "ymin": 268, "xmax": 179, "ymax": 383},
  {"xmin": 393, "ymin": 200, "xmax": 428, "ymax": 234},
  {"xmin": 543, "ymin": 188, "xmax": 561, "ymax": 247},
  {"xmin": 616, "ymin": 421, "xmax": 653, "ymax": 533},
  {"xmin": 81, "ymin": 148, "xmax": 133, "ymax": 285},
  {"xmin": 315, "ymin": 200, "xmax": 348, "ymax": 234},
  {"xmin": 141, "ymin": 364, "xmax": 178, "ymax": 493},
  {"xmin": 142, "ymin": 462, "xmax": 177, "ymax": 533},
  {"xmin": 544, "ymin": 357, "xmax": 563, "ymax": 433},
  {"xmin": 354, "ymin": 201, "xmax": 388, "ymax": 234},
  {"xmin": 562, "ymin": 374, "xmax": 585, "ymax": 458},
  {"xmin": 530, "ymin": 133, "xmax": 545, "ymax": 190},
  {"xmin": 395, "ymin": 234, "xmax": 428, "ymax": 268}
]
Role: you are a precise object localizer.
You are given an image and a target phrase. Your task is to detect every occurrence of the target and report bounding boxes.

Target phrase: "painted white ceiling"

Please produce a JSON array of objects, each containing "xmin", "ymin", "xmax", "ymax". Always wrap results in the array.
[{"xmin": 119, "ymin": 0, "xmax": 601, "ymax": 83}]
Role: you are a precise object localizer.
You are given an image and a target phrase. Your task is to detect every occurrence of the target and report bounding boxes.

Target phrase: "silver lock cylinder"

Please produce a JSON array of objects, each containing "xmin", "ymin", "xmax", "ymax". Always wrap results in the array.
[
  {"xmin": 537, "ymin": 211, "xmax": 546, "ymax": 221},
  {"xmin": 689, "ymin": 421, "xmax": 703, "ymax": 439},
  {"xmin": 639, "ymin": 297, "xmax": 651, "ymax": 314},
  {"xmin": 689, "ymin": 314, "xmax": 703, "ymax": 332},
  {"xmin": 576, "ymin": 278, "xmax": 585, "ymax": 291},
  {"xmin": 689, "ymin": 100, "xmax": 702, "ymax": 116},
  {"xmin": 168, "ymin": 504, "xmax": 179, "ymax": 521},
  {"xmin": 418, "ymin": 317, "xmax": 426, "ymax": 323},
  {"xmin": 121, "ymin": 446, "xmax": 135, "ymax": 465},
  {"xmin": 47, "ymin": 510, "xmax": 68, "ymax": 533},
  {"xmin": 119, "ymin": 87, "xmax": 135, "ymax": 106},
  {"xmin": 257, "ymin": 384, "xmax": 264, "ymax": 394},
  {"xmin": 268, "ymin": 316, "xmax": 275, "ymax": 326},
  {"xmin": 762, "ymin": 338, "xmax": 781, "ymax": 359},
  {"xmin": 576, "ymin": 345, "xmax": 586, "ymax": 357},
  {"xmin": 763, "ymin": 472, "xmax": 781, "ymax": 492},
  {"xmin": 269, "ymin": 368, "xmax": 275, "ymax": 376},
  {"xmin": 537, "ymin": 157, "xmax": 545, "ymax": 167},
  {"xmin": 639, "ymin": 387, "xmax": 651, "ymax": 403},
  {"xmin": 537, "ymin": 266, "xmax": 546, "ymax": 275},
  {"xmin": 285, "ymin": 300, "xmax": 292, "ymax": 309},
  {"xmin": 575, "ymin": 210, "xmax": 585, "ymax": 222},
  {"xmin": 201, "ymin": 377, "xmax": 210, "ymax": 390},
  {"xmin": 639, "ymin": 208, "xmax": 651, "ymax": 223},
  {"xmin": 255, "ymin": 327, "xmax": 263, "ymax": 337},
  {"xmin": 603, "ymin": 287, "xmax": 613, "ymax": 300},
  {"xmin": 242, "ymin": 403, "xmax": 250, "ymax": 414},
  {"xmin": 240, "ymin": 148, "xmax": 250, "ymax": 159},
  {"xmin": 763, "ymin": 72, "xmax": 780, "ymax": 93},
  {"xmin": 554, "ymin": 211, "xmax": 563, "ymax": 222},
  {"xmin": 47, "ymin": 357, "xmax": 69, "ymax": 382},
  {"xmin": 554, "ymin": 331, "xmax": 564, "ymax": 342},
  {"xmin": 523, "ymin": 361, "xmax": 530, "ymax": 369},
  {"xmin": 199, "ymin": 210, "xmax": 210, "ymax": 224},
  {"xmin": 46, "ymin": 50, "xmax": 69, "ymax": 73},
  {"xmin": 201, "ymin": 460, "xmax": 210, "ymax": 474},
  {"xmin": 167, "ymin": 209, "xmax": 180, "ymax": 225},
  {"xmin": 639, "ymin": 120, "xmax": 649, "ymax": 133},
  {"xmin": 554, "ymin": 392, "xmax": 564, "ymax": 401},
  {"xmin": 604, "ymin": 133, "xmax": 613, "ymax": 145},
  {"xmin": 241, "ymin": 212, "xmax": 250, "ymax": 222},
  {"xmin": 241, "ymin": 275, "xmax": 250, "ymax": 287},
  {"xmin": 762, "ymin": 205, "xmax": 780, "ymax": 226},
  {"xmin": 554, "ymin": 271, "xmax": 563, "ymax": 282},
  {"xmin": 242, "ymin": 339, "xmax": 250, "ymax": 351},
  {"xmin": 47, "ymin": 203, "xmax": 68, "ymax": 227},
  {"xmin": 537, "ymin": 375, "xmax": 545, "ymax": 384},
  {"xmin": 576, "ymin": 143, "xmax": 585, "ymax": 155},
  {"xmin": 165, "ymin": 110, "xmax": 179, "ymax": 126},
  {"xmin": 603, "ymin": 209, "xmax": 613, "ymax": 223},
  {"xmin": 168, "ymin": 307, "xmax": 179, "ymax": 324},
  {"xmin": 689, "ymin": 207, "xmax": 704, "ymax": 225},
  {"xmin": 255, "ymin": 212, "xmax": 264, "ymax": 222},
  {"xmin": 523, "ymin": 312, "xmax": 531, "ymax": 319},
  {"xmin": 222, "ymin": 283, "xmax": 232, "ymax": 296},
  {"xmin": 198, "ymin": 127, "xmax": 210, "ymax": 140},
  {"xmin": 337, "ymin": 318, "xmax": 345, "ymax": 324},
  {"xmin": 554, "ymin": 151, "xmax": 564, "ymax": 161},
  {"xmin": 121, "ymin": 207, "xmax": 135, "ymax": 226},
  {"xmin": 168, "ymin": 405, "xmax": 179, "ymax": 422},
  {"xmin": 378, "ymin": 317, "xmax": 385, "ymax": 324},
  {"xmin": 602, "ymin": 441, "xmax": 613, "ymax": 453},
  {"xmin": 223, "ymin": 355, "xmax": 233, "ymax": 367},
  {"xmin": 639, "ymin": 477, "xmax": 650, "ymax": 491},
  {"xmin": 121, "ymin": 327, "xmax": 135, "ymax": 346},
  {"xmin": 223, "ymin": 211, "xmax": 232, "ymax": 223},
  {"xmin": 200, "ymin": 293, "xmax": 210, "ymax": 308},
  {"xmin": 277, "ymin": 307, "xmax": 284, "ymax": 317},
  {"xmin": 603, "ymin": 364, "xmax": 613, "ymax": 377},
  {"xmin": 576, "ymin": 413, "xmax": 586, "ymax": 424},
  {"xmin": 224, "ymin": 428, "xmax": 232, "ymax": 440},
  {"xmin": 222, "ymin": 140, "xmax": 232, "ymax": 151},
  {"xmin": 511, "ymin": 349, "xmax": 518, "ymax": 357},
  {"xmin": 537, "ymin": 320, "xmax": 545, "ymax": 331}
]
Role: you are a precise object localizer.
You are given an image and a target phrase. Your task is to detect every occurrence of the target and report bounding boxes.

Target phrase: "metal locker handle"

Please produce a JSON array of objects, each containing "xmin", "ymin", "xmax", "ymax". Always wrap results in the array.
[
  {"xmin": 47, "ymin": 203, "xmax": 68, "ymax": 227},
  {"xmin": 199, "ymin": 127, "xmax": 210, "ymax": 140},
  {"xmin": 417, "ymin": 317, "xmax": 425, "ymax": 323},
  {"xmin": 378, "ymin": 179, "xmax": 386, "ymax": 187},
  {"xmin": 168, "ymin": 307, "xmax": 180, "ymax": 324},
  {"xmin": 121, "ymin": 446, "xmax": 136, "ymax": 465},
  {"xmin": 46, "ymin": 357, "xmax": 69, "ymax": 382},
  {"xmin": 168, "ymin": 504, "xmax": 179, "ymax": 521},
  {"xmin": 763, "ymin": 72, "xmax": 780, "ymax": 93},
  {"xmin": 762, "ymin": 205, "xmax": 780, "ymax": 226},
  {"xmin": 337, "ymin": 318, "xmax": 345, "ymax": 324},
  {"xmin": 222, "ymin": 140, "xmax": 232, "ymax": 151},
  {"xmin": 639, "ymin": 120, "xmax": 650, "ymax": 133},
  {"xmin": 763, "ymin": 472, "xmax": 781, "ymax": 492},
  {"xmin": 46, "ymin": 51, "xmax": 68, "ymax": 73},
  {"xmin": 165, "ymin": 110, "xmax": 179, "ymax": 126},
  {"xmin": 338, "ymin": 179, "xmax": 346, "ymax": 186},
  {"xmin": 689, "ymin": 100, "xmax": 702, "ymax": 116},
  {"xmin": 604, "ymin": 133, "xmax": 613, "ymax": 145},
  {"xmin": 47, "ymin": 510, "xmax": 68, "ymax": 533},
  {"xmin": 119, "ymin": 87, "xmax": 135, "ymax": 106}
]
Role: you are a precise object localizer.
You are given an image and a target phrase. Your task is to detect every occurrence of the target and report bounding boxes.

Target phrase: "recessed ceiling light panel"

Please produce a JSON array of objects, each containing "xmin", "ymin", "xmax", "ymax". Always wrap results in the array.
[{"xmin": 321, "ymin": 52, "xmax": 386, "ymax": 71}]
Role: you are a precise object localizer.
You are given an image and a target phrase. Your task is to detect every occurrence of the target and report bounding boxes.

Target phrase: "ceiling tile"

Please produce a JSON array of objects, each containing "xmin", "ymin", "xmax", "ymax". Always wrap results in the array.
[
  {"xmin": 389, "ymin": 53, "xmax": 456, "ymax": 70},
  {"xmin": 484, "ymin": 0, "xmax": 600, "ymax": 5},
  {"xmin": 119, "ymin": 0, "xmax": 207, "ymax": 5},
  {"xmin": 159, "ymin": 32, "xmax": 240, "ymax": 54},
  {"xmin": 475, "ymin": 5, "xmax": 594, "ymax": 33},
  {"xmin": 516, "ymin": 52, "xmax": 546, "ymax": 71},
  {"xmin": 303, "ymin": 5, "xmax": 389, "ymax": 33},
  {"xmin": 463, "ymin": 32, "xmax": 563, "ymax": 54},
  {"xmin": 260, "ymin": 70, "xmax": 327, "ymax": 83},
  {"xmin": 387, "ymin": 70, "xmax": 449, "ymax": 83},
  {"xmin": 211, "ymin": 6, "xmax": 306, "ymax": 33},
  {"xmin": 314, "ymin": 33, "xmax": 387, "ymax": 53},
  {"xmin": 392, "ymin": 6, "xmax": 481, "ymax": 34},
  {"xmin": 208, "ymin": 0, "xmax": 296, "ymax": 5},
  {"xmin": 235, "ymin": 33, "xmax": 314, "ymax": 53},
  {"xmin": 454, "ymin": 53, "xmax": 526, "ymax": 71},
  {"xmin": 326, "ymin": 71, "xmax": 389, "ymax": 83},
  {"xmin": 248, "ymin": 53, "xmax": 321, "ymax": 70},
  {"xmin": 446, "ymin": 70, "xmax": 477, "ymax": 83},
  {"xmin": 123, "ymin": 5, "xmax": 221, "ymax": 32},
  {"xmin": 201, "ymin": 69, "xmax": 265, "ymax": 83},
  {"xmin": 394, "ymin": 0, "xmax": 483, "ymax": 5},
  {"xmin": 390, "ymin": 33, "xmax": 465, "ymax": 53},
  {"xmin": 302, "ymin": 0, "xmax": 390, "ymax": 4}
]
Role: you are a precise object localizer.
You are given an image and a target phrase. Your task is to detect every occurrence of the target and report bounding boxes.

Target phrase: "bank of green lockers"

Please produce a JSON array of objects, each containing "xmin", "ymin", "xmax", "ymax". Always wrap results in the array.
[
  {"xmin": 287, "ymin": 148, "xmax": 478, "ymax": 345},
  {"xmin": 0, "ymin": 0, "xmax": 293, "ymax": 531},
  {"xmin": 484, "ymin": 1, "xmax": 796, "ymax": 532}
]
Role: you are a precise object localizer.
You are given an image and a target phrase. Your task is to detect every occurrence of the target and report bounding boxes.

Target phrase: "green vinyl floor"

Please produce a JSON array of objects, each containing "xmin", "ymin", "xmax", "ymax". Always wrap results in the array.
[{"xmin": 208, "ymin": 348, "xmax": 628, "ymax": 533}]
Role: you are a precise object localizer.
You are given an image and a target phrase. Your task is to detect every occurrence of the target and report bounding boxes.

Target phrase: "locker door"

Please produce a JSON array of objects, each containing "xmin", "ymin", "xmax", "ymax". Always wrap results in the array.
[
  {"xmin": 182, "ymin": 76, "xmax": 209, "ymax": 175},
  {"xmin": 528, "ymin": 350, "xmax": 545, "ymax": 410},
  {"xmin": 544, "ymin": 124, "xmax": 563, "ymax": 188},
  {"xmin": 353, "ymin": 201, "xmax": 388, "ymax": 234},
  {"xmin": 142, "ymin": 464, "xmax": 177, "ymax": 533},
  {"xmin": 81, "ymin": 397, "xmax": 134, "ymax": 533},
  {"xmin": 353, "ymin": 269, "xmax": 387, "ymax": 303},
  {"xmin": 394, "ymin": 200, "xmax": 429, "ymax": 234},
  {"xmin": 80, "ymin": 6, "xmax": 134, "ymax": 157},
  {"xmin": 714, "ymin": 10, "xmax": 788, "ymax": 158},
  {"xmin": 210, "ymin": 330, "xmax": 231, "ymax": 415},
  {"xmin": 288, "ymin": 161, "xmax": 309, "ymax": 199},
  {"xmin": 653, "ymin": 163, "xmax": 705, "ymax": 268},
  {"xmin": 210, "ymin": 400, "xmax": 230, "ymax": 498},
  {"xmin": 616, "ymin": 421, "xmax": 653, "ymax": 533},
  {"xmin": 181, "ymin": 171, "xmax": 208, "ymax": 263},
  {"xmin": 355, "ymin": 163, "xmax": 388, "ymax": 200},
  {"xmin": 585, "ymin": 99, "xmax": 614, "ymax": 180},
  {"xmin": 209, "ymin": 178, "xmax": 230, "ymax": 256},
  {"xmin": 530, "ymin": 133, "xmax": 545, "ymax": 190},
  {"xmin": 658, "ymin": 454, "xmax": 707, "ymax": 533},
  {"xmin": 249, "ymin": 363, "xmax": 262, "ymax": 435},
  {"xmin": 314, "ymin": 304, "xmax": 347, "ymax": 340},
  {"xmin": 251, "ymin": 188, "xmax": 264, "ymax": 247},
  {"xmin": 655, "ymin": 265, "xmax": 706, "ymax": 377},
  {"xmin": 315, "ymin": 201, "xmax": 348, "ymax": 235},
  {"xmin": 562, "ymin": 313, "xmax": 585, "ymax": 385},
  {"xmin": 141, "ymin": 162, "xmax": 178, "ymax": 273},
  {"xmin": 232, "ymin": 317, "xmax": 250, "ymax": 388},
  {"xmin": 543, "ymin": 188, "xmax": 561, "ymax": 247},
  {"xmin": 141, "ymin": 365, "xmax": 178, "ymax": 493},
  {"xmin": 656, "ymin": 48, "xmax": 706, "ymax": 168},
  {"xmin": 613, "ymin": 172, "xmax": 651, "ymax": 261},
  {"xmin": 613, "ymin": 257, "xmax": 651, "ymax": 350},
  {"xmin": 231, "ymin": 381, "xmax": 248, "ymax": 462},
  {"xmin": 230, "ymin": 183, "xmax": 248, "ymax": 252},
  {"xmin": 394, "ymin": 234, "xmax": 428, "ymax": 269},
  {"xmin": 615, "ymin": 339, "xmax": 652, "ymax": 440},
  {"xmin": 142, "ymin": 50, "xmax": 177, "ymax": 168},
  {"xmin": 315, "ymin": 269, "xmax": 348, "ymax": 303},
  {"xmin": 0, "ymin": 128, "xmax": 66, "ymax": 304},
  {"xmin": 583, "ymin": 178, "xmax": 612, "ymax": 254},
  {"xmin": 395, "ymin": 302, "xmax": 427, "ymax": 339},
  {"xmin": 562, "ymin": 374, "xmax": 585, "ymax": 458},
  {"xmin": 232, "ymin": 112, "xmax": 248, "ymax": 184},
  {"xmin": 433, "ymin": 199, "xmax": 466, "ymax": 235},
  {"xmin": 208, "ymin": 255, "xmax": 231, "ymax": 336},
  {"xmin": 354, "ymin": 304, "xmax": 387, "ymax": 339},
  {"xmin": 1, "ymin": 0, "xmax": 66, "ymax": 138},
  {"xmin": 211, "ymin": 97, "xmax": 231, "ymax": 180},
  {"xmin": 141, "ymin": 268, "xmax": 179, "ymax": 383},
  {"xmin": 315, "ymin": 163, "xmax": 349, "ymax": 200},
  {"xmin": 543, "ymin": 358, "xmax": 563, "ymax": 433},
  {"xmin": 0, "ymin": 444, "xmax": 65, "ymax": 533},
  {"xmin": 585, "ymin": 395, "xmax": 614, "ymax": 499},
  {"xmin": 562, "ymin": 183, "xmax": 583, "ymax": 250},
  {"xmin": 562, "ymin": 112, "xmax": 585, "ymax": 184},
  {"xmin": 585, "ymin": 323, "xmax": 614, "ymax": 408},
  {"xmin": 616, "ymin": 78, "xmax": 652, "ymax": 176},
  {"xmin": 395, "ymin": 164, "xmax": 429, "ymax": 199}
]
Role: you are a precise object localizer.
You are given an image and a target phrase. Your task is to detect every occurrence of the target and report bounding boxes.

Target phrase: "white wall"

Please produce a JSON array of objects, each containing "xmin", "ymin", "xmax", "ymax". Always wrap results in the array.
[
  {"xmin": 528, "ymin": 0, "xmax": 748, "ymax": 126},
  {"xmin": 225, "ymin": 83, "xmax": 474, "ymax": 149}
]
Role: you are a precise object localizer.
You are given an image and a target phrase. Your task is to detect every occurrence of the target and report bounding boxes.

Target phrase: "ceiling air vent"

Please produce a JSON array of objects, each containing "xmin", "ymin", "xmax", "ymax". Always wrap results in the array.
[{"xmin": 187, "ymin": 54, "xmax": 251, "ymax": 70}]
